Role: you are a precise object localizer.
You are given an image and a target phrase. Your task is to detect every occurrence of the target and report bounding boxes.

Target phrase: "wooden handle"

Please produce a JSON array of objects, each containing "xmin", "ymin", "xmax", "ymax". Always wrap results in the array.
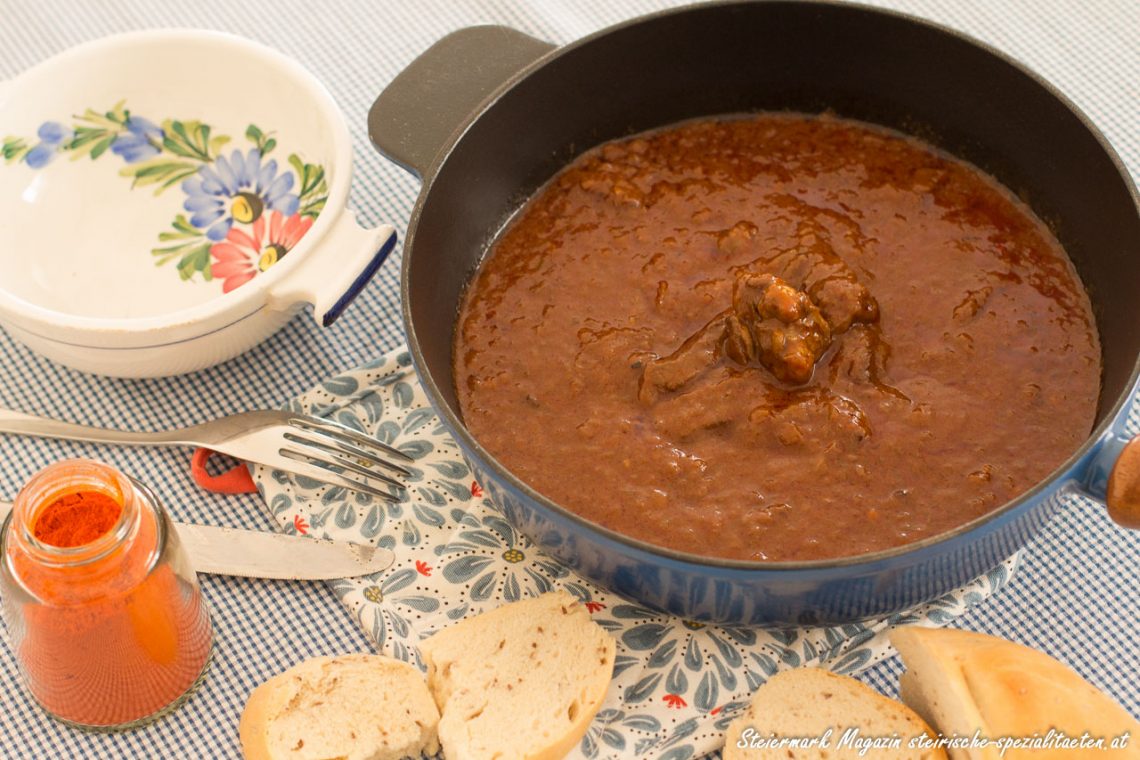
[{"xmin": 1106, "ymin": 435, "xmax": 1140, "ymax": 529}]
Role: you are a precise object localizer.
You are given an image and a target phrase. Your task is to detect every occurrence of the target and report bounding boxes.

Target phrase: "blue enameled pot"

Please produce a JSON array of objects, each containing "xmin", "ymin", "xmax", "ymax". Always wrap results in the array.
[{"xmin": 369, "ymin": 2, "xmax": 1140, "ymax": 624}]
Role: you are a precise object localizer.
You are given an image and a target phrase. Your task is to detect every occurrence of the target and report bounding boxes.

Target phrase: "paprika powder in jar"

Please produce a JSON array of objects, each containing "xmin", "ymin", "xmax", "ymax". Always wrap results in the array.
[{"xmin": 0, "ymin": 459, "xmax": 213, "ymax": 729}]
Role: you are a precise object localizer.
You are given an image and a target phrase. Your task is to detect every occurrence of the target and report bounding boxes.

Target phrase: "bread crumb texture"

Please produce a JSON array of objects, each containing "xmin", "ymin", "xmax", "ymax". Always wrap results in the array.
[
  {"xmin": 723, "ymin": 668, "xmax": 947, "ymax": 760},
  {"xmin": 239, "ymin": 654, "xmax": 440, "ymax": 760},
  {"xmin": 419, "ymin": 591, "xmax": 616, "ymax": 760}
]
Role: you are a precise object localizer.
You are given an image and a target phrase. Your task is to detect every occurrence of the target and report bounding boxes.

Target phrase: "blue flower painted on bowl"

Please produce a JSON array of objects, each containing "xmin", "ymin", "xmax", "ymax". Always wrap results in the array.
[
  {"xmin": 181, "ymin": 148, "xmax": 300, "ymax": 240},
  {"xmin": 24, "ymin": 121, "xmax": 73, "ymax": 169},
  {"xmin": 110, "ymin": 116, "xmax": 165, "ymax": 163}
]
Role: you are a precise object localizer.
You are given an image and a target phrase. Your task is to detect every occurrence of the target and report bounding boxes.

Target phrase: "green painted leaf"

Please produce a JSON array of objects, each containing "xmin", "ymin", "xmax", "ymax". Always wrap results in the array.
[
  {"xmin": 88, "ymin": 135, "xmax": 116, "ymax": 160},
  {"xmin": 122, "ymin": 157, "xmax": 200, "ymax": 194},
  {"xmin": 175, "ymin": 242, "xmax": 211, "ymax": 280},
  {"xmin": 2, "ymin": 136, "xmax": 30, "ymax": 163}
]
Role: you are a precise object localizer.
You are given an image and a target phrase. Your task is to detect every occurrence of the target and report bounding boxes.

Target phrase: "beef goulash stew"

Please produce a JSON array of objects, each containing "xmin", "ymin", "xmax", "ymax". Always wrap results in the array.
[{"xmin": 454, "ymin": 114, "xmax": 1101, "ymax": 561}]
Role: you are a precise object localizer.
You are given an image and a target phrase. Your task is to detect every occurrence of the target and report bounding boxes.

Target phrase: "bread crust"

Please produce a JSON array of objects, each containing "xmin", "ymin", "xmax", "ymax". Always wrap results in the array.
[{"xmin": 891, "ymin": 627, "xmax": 1140, "ymax": 760}]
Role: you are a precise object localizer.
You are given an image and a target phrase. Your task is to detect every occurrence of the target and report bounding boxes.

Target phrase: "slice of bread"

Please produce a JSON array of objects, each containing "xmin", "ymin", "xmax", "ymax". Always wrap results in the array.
[
  {"xmin": 418, "ymin": 591, "xmax": 616, "ymax": 760},
  {"xmin": 891, "ymin": 627, "xmax": 1140, "ymax": 760},
  {"xmin": 723, "ymin": 667, "xmax": 947, "ymax": 760},
  {"xmin": 239, "ymin": 653, "xmax": 440, "ymax": 760}
]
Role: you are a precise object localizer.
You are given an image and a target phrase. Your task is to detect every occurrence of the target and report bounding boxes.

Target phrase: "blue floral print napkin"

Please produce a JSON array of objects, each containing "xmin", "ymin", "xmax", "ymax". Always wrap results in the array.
[{"xmin": 252, "ymin": 347, "xmax": 1020, "ymax": 760}]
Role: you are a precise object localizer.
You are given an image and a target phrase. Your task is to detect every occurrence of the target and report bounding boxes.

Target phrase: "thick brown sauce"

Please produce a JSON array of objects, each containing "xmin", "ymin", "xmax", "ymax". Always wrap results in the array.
[{"xmin": 454, "ymin": 114, "xmax": 1101, "ymax": 561}]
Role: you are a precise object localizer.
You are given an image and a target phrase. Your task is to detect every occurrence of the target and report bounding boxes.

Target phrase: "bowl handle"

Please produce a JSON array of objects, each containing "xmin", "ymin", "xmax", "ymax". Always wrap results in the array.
[
  {"xmin": 268, "ymin": 211, "xmax": 397, "ymax": 326},
  {"xmin": 368, "ymin": 25, "xmax": 555, "ymax": 179},
  {"xmin": 1074, "ymin": 413, "xmax": 1140, "ymax": 529}
]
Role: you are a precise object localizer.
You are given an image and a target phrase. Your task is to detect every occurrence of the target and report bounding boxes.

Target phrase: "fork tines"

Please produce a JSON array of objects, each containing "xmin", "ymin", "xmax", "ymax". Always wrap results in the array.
[{"xmin": 280, "ymin": 416, "xmax": 415, "ymax": 502}]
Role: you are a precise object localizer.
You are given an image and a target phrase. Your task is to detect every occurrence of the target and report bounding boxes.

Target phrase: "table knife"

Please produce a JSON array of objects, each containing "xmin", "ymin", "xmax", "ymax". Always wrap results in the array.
[{"xmin": 0, "ymin": 501, "xmax": 394, "ymax": 581}]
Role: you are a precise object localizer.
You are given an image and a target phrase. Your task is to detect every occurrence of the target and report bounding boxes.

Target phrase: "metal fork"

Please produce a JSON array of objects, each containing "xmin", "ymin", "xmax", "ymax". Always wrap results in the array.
[{"xmin": 0, "ymin": 408, "xmax": 412, "ymax": 501}]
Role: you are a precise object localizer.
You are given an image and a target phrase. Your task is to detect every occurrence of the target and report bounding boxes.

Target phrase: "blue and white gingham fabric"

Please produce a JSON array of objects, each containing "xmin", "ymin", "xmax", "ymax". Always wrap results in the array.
[{"xmin": 0, "ymin": 1, "xmax": 1136, "ymax": 757}]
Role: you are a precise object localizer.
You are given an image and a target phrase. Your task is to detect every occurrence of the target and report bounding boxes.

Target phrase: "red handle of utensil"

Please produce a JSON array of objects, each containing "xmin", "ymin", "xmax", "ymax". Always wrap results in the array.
[{"xmin": 190, "ymin": 449, "xmax": 258, "ymax": 494}]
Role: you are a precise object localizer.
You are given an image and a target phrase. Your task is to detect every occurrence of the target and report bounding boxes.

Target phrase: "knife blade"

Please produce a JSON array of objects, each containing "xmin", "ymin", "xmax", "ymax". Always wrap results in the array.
[{"xmin": 0, "ymin": 501, "xmax": 394, "ymax": 581}]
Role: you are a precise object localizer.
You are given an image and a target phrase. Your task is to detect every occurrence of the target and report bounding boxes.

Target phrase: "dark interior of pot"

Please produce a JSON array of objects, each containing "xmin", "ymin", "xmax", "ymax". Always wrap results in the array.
[{"xmin": 406, "ymin": 0, "xmax": 1140, "ymax": 444}]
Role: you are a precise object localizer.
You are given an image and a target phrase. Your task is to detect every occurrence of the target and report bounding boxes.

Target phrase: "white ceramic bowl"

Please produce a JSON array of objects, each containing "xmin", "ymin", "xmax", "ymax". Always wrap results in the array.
[{"xmin": 0, "ymin": 30, "xmax": 395, "ymax": 377}]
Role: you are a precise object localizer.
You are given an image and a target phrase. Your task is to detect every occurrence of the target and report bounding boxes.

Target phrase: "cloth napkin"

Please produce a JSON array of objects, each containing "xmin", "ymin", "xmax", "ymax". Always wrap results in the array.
[{"xmin": 252, "ymin": 347, "xmax": 1019, "ymax": 760}]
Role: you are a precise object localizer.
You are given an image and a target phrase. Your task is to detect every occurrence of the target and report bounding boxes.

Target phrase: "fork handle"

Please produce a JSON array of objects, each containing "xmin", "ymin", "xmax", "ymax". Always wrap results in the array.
[{"xmin": 0, "ymin": 409, "xmax": 191, "ymax": 447}]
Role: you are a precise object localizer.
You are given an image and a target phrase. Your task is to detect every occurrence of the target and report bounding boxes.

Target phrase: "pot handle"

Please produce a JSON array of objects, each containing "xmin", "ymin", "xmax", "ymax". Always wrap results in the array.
[
  {"xmin": 368, "ymin": 25, "xmax": 555, "ymax": 179},
  {"xmin": 267, "ymin": 211, "xmax": 397, "ymax": 326},
  {"xmin": 1074, "ymin": 413, "xmax": 1140, "ymax": 529}
]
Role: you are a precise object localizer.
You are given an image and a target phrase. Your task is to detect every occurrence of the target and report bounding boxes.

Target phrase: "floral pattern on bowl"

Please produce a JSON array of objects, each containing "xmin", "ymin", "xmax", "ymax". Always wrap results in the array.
[
  {"xmin": 252, "ymin": 347, "xmax": 1022, "ymax": 760},
  {"xmin": 2, "ymin": 102, "xmax": 328, "ymax": 292}
]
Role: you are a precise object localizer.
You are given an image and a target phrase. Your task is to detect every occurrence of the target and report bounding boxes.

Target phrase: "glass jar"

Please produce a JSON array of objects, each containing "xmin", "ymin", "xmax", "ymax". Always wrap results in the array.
[{"xmin": 0, "ymin": 459, "xmax": 213, "ymax": 730}]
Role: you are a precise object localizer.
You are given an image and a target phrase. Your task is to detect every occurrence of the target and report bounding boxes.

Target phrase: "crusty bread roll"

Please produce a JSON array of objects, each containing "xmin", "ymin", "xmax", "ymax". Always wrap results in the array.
[
  {"xmin": 891, "ymin": 627, "xmax": 1140, "ymax": 760},
  {"xmin": 419, "ymin": 591, "xmax": 616, "ymax": 760},
  {"xmin": 723, "ymin": 667, "xmax": 947, "ymax": 759},
  {"xmin": 239, "ymin": 654, "xmax": 440, "ymax": 760}
]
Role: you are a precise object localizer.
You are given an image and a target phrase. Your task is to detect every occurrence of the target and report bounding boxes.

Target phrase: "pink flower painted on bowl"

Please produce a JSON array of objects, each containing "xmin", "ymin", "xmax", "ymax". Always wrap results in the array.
[{"xmin": 209, "ymin": 211, "xmax": 314, "ymax": 293}]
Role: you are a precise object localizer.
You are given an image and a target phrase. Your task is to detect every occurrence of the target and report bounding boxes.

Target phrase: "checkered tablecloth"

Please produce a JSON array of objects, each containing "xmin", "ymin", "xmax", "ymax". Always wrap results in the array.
[{"xmin": 0, "ymin": 0, "xmax": 1136, "ymax": 758}]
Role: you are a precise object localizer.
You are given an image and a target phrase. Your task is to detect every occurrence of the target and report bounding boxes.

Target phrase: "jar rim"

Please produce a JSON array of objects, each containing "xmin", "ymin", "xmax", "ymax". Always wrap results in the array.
[{"xmin": 10, "ymin": 459, "xmax": 140, "ymax": 566}]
